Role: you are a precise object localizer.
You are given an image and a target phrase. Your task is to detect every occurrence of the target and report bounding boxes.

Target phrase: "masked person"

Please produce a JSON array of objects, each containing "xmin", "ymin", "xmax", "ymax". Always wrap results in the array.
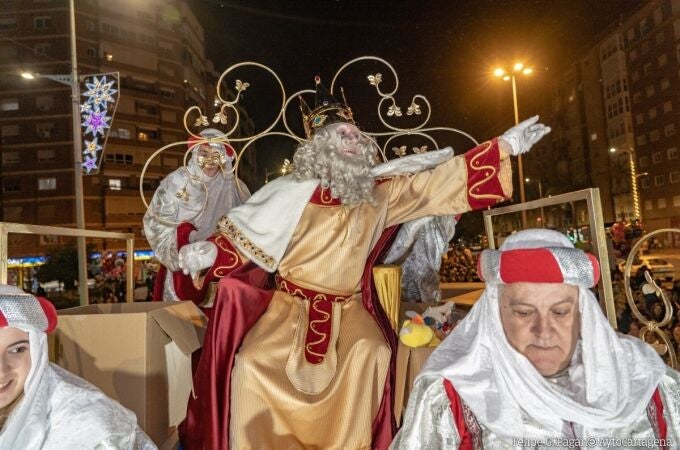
[
  {"xmin": 143, "ymin": 128, "xmax": 250, "ymax": 303},
  {"xmin": 392, "ymin": 229, "xmax": 677, "ymax": 449},
  {"xmin": 0, "ymin": 285, "xmax": 156, "ymax": 449},
  {"xmin": 178, "ymin": 78, "xmax": 550, "ymax": 449}
]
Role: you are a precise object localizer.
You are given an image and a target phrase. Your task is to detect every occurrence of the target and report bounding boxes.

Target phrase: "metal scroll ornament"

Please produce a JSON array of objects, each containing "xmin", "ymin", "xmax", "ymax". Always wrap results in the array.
[
  {"xmin": 623, "ymin": 228, "xmax": 679, "ymax": 369},
  {"xmin": 140, "ymin": 56, "xmax": 483, "ymax": 224}
]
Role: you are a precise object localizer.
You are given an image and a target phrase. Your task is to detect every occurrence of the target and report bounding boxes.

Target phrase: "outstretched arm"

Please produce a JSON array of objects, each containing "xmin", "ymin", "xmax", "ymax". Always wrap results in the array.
[{"xmin": 385, "ymin": 116, "xmax": 550, "ymax": 226}]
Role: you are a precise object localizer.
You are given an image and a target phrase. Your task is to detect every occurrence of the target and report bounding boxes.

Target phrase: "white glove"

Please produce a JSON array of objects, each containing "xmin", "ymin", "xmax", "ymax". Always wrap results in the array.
[
  {"xmin": 178, "ymin": 241, "xmax": 217, "ymax": 279},
  {"xmin": 500, "ymin": 115, "xmax": 551, "ymax": 156}
]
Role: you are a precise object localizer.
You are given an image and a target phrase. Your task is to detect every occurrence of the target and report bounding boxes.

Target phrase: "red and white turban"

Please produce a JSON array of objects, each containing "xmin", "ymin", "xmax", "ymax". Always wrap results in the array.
[
  {"xmin": 0, "ymin": 285, "xmax": 57, "ymax": 333},
  {"xmin": 478, "ymin": 242, "xmax": 601, "ymax": 288}
]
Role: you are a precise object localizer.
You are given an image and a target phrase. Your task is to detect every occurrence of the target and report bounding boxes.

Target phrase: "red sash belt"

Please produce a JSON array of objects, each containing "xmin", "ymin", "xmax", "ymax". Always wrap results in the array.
[{"xmin": 275, "ymin": 274, "xmax": 354, "ymax": 364}]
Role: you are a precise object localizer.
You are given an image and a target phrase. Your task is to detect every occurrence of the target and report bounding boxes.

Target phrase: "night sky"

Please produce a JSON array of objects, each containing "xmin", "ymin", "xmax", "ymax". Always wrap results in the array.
[{"xmin": 187, "ymin": 0, "xmax": 646, "ymax": 184}]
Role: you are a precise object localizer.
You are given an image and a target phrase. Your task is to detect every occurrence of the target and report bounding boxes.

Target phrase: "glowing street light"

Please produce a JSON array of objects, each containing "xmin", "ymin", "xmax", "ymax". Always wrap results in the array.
[
  {"xmin": 492, "ymin": 61, "xmax": 535, "ymax": 227},
  {"xmin": 20, "ymin": 72, "xmax": 35, "ymax": 80}
]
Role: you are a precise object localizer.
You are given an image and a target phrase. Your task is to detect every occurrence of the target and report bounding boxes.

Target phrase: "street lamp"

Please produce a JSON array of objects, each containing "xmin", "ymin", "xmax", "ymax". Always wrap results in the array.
[
  {"xmin": 609, "ymin": 146, "xmax": 644, "ymax": 221},
  {"xmin": 494, "ymin": 62, "xmax": 534, "ymax": 227},
  {"xmin": 22, "ymin": 0, "xmax": 88, "ymax": 304}
]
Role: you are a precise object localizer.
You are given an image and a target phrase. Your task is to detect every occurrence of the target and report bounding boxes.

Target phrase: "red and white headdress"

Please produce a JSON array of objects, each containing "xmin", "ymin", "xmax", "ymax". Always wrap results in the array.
[
  {"xmin": 419, "ymin": 229, "xmax": 665, "ymax": 444},
  {"xmin": 0, "ymin": 285, "xmax": 57, "ymax": 333},
  {"xmin": 477, "ymin": 230, "xmax": 601, "ymax": 288}
]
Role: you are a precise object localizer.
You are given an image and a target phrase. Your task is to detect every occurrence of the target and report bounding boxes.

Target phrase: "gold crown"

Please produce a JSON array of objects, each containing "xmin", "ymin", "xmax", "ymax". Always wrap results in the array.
[{"xmin": 300, "ymin": 76, "xmax": 356, "ymax": 138}]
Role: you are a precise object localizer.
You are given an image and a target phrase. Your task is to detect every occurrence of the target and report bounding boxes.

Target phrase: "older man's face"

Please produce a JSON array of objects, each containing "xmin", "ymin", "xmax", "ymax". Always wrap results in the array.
[
  {"xmin": 499, "ymin": 282, "xmax": 580, "ymax": 376},
  {"xmin": 325, "ymin": 122, "xmax": 363, "ymax": 158}
]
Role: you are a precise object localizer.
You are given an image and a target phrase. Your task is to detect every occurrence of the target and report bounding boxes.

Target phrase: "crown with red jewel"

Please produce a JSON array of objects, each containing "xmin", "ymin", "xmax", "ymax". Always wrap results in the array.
[{"xmin": 299, "ymin": 76, "xmax": 356, "ymax": 138}]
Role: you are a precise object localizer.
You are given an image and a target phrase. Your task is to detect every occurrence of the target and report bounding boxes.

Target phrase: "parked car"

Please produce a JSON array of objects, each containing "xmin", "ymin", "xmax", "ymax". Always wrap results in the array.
[{"xmin": 617, "ymin": 256, "xmax": 675, "ymax": 281}]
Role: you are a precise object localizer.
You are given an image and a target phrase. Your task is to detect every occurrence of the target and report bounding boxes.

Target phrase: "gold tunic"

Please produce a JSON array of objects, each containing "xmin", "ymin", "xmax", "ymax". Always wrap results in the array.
[{"xmin": 228, "ymin": 147, "xmax": 512, "ymax": 449}]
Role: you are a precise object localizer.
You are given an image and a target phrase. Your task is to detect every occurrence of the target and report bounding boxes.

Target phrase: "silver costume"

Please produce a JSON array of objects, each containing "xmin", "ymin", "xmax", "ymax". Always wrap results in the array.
[
  {"xmin": 392, "ymin": 229, "xmax": 675, "ymax": 449},
  {"xmin": 383, "ymin": 215, "xmax": 457, "ymax": 302},
  {"xmin": 143, "ymin": 130, "xmax": 249, "ymax": 300}
]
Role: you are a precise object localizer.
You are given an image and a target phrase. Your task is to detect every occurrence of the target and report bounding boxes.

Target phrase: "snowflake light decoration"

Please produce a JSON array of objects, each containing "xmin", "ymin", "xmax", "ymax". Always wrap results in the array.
[
  {"xmin": 82, "ymin": 76, "xmax": 118, "ymax": 109},
  {"xmin": 81, "ymin": 108, "xmax": 111, "ymax": 136},
  {"xmin": 82, "ymin": 155, "xmax": 98, "ymax": 173},
  {"xmin": 83, "ymin": 138, "xmax": 102, "ymax": 157},
  {"xmin": 78, "ymin": 73, "xmax": 119, "ymax": 175}
]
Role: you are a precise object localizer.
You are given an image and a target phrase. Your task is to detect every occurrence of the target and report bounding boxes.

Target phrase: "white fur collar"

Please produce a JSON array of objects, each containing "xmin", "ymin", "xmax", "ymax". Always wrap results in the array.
[{"xmin": 223, "ymin": 147, "xmax": 454, "ymax": 271}]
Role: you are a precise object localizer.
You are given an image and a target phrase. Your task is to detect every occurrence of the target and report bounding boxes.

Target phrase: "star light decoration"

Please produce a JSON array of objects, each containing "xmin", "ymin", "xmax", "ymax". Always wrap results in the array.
[
  {"xmin": 81, "ymin": 109, "xmax": 111, "ymax": 136},
  {"xmin": 82, "ymin": 155, "xmax": 99, "ymax": 174},
  {"xmin": 82, "ymin": 76, "xmax": 117, "ymax": 109},
  {"xmin": 83, "ymin": 138, "xmax": 102, "ymax": 157},
  {"xmin": 79, "ymin": 75, "xmax": 119, "ymax": 174}
]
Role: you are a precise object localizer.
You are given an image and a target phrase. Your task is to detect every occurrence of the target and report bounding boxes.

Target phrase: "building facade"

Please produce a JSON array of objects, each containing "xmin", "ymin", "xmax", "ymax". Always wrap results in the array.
[
  {"xmin": 0, "ymin": 0, "xmax": 255, "ymax": 260},
  {"xmin": 624, "ymin": 0, "xmax": 680, "ymax": 232},
  {"xmin": 525, "ymin": 0, "xmax": 680, "ymax": 240}
]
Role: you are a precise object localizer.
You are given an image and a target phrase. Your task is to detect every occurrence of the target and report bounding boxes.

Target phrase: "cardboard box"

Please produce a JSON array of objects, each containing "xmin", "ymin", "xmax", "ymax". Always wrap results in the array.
[
  {"xmin": 50, "ymin": 302, "xmax": 207, "ymax": 446},
  {"xmin": 394, "ymin": 342, "xmax": 436, "ymax": 425}
]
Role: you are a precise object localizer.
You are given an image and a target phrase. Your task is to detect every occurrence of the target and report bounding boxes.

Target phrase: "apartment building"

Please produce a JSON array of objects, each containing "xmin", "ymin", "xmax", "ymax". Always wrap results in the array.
[{"xmin": 0, "ymin": 0, "xmax": 255, "ymax": 258}]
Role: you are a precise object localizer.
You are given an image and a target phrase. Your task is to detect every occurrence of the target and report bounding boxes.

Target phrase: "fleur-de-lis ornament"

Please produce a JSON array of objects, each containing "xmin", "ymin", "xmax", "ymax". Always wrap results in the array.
[
  {"xmin": 367, "ymin": 73, "xmax": 383, "ymax": 87},
  {"xmin": 387, "ymin": 104, "xmax": 402, "ymax": 117},
  {"xmin": 407, "ymin": 102, "xmax": 422, "ymax": 116},
  {"xmin": 412, "ymin": 145, "xmax": 428, "ymax": 154},
  {"xmin": 281, "ymin": 158, "xmax": 295, "ymax": 175},
  {"xmin": 235, "ymin": 79, "xmax": 250, "ymax": 92},
  {"xmin": 194, "ymin": 115, "xmax": 209, "ymax": 127},
  {"xmin": 175, "ymin": 187, "xmax": 189, "ymax": 202},
  {"xmin": 212, "ymin": 110, "xmax": 228, "ymax": 125},
  {"xmin": 392, "ymin": 145, "xmax": 407, "ymax": 157}
]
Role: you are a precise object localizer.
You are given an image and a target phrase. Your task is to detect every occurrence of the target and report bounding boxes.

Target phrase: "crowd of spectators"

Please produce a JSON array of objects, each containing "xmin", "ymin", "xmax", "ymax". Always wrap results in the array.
[
  {"xmin": 614, "ymin": 265, "xmax": 680, "ymax": 365},
  {"xmin": 91, "ymin": 255, "xmax": 128, "ymax": 304},
  {"xmin": 440, "ymin": 246, "xmax": 480, "ymax": 283}
]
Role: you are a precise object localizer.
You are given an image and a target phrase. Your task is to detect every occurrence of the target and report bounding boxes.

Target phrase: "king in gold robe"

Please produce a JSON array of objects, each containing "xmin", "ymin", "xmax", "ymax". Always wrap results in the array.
[{"xmin": 177, "ymin": 84, "xmax": 550, "ymax": 449}]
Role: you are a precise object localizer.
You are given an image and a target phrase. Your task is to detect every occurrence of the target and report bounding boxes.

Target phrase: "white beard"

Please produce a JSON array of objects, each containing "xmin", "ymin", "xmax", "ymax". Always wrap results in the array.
[{"xmin": 292, "ymin": 127, "xmax": 378, "ymax": 207}]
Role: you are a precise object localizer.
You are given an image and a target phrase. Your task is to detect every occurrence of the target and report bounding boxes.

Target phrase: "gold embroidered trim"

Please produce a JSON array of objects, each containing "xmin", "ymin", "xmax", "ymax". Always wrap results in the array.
[
  {"xmin": 277, "ymin": 278, "xmax": 353, "ymax": 303},
  {"xmin": 212, "ymin": 235, "xmax": 244, "ymax": 277},
  {"xmin": 468, "ymin": 140, "xmax": 505, "ymax": 203},
  {"xmin": 305, "ymin": 299, "xmax": 332, "ymax": 361},
  {"xmin": 320, "ymin": 188, "xmax": 334, "ymax": 205},
  {"xmin": 217, "ymin": 216, "xmax": 276, "ymax": 269}
]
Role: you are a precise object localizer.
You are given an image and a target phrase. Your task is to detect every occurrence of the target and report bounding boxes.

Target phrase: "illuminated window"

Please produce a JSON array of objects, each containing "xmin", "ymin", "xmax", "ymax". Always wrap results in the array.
[
  {"xmin": 108, "ymin": 179, "xmax": 122, "ymax": 190},
  {"xmin": 38, "ymin": 177, "xmax": 56, "ymax": 190}
]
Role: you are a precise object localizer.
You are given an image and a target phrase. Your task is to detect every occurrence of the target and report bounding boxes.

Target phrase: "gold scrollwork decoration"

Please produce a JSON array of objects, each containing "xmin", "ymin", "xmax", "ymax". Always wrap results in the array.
[
  {"xmin": 142, "ymin": 56, "xmax": 488, "ymax": 226},
  {"xmin": 329, "ymin": 56, "xmax": 479, "ymax": 160},
  {"xmin": 623, "ymin": 228, "xmax": 680, "ymax": 369}
]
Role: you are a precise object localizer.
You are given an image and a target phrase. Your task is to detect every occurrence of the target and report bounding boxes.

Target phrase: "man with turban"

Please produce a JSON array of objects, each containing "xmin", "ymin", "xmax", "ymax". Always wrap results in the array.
[{"xmin": 392, "ymin": 229, "xmax": 677, "ymax": 449}]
